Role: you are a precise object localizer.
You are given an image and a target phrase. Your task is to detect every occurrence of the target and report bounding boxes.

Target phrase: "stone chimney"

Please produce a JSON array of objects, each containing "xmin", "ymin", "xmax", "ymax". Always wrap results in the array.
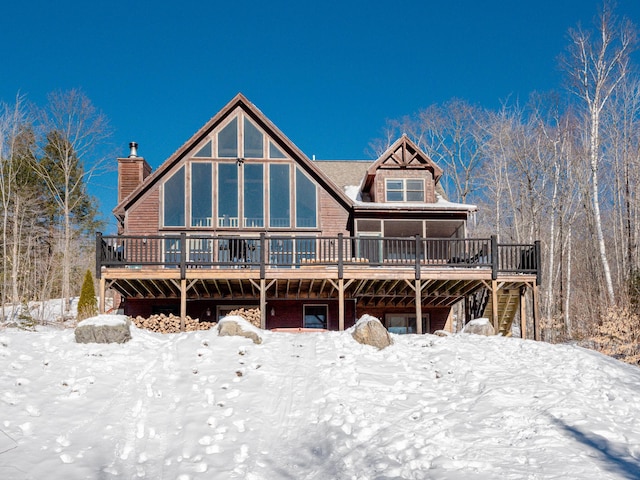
[{"xmin": 117, "ymin": 142, "xmax": 151, "ymax": 204}]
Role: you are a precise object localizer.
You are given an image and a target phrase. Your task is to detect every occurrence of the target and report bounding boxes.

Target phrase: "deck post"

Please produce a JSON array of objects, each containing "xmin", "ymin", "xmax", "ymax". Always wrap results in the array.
[
  {"xmin": 95, "ymin": 232, "xmax": 102, "ymax": 279},
  {"xmin": 260, "ymin": 233, "xmax": 266, "ymax": 279},
  {"xmin": 180, "ymin": 278, "xmax": 186, "ymax": 331},
  {"xmin": 260, "ymin": 279, "xmax": 266, "ymax": 329},
  {"xmin": 99, "ymin": 276, "xmax": 106, "ymax": 314},
  {"xmin": 338, "ymin": 278, "xmax": 345, "ymax": 331},
  {"xmin": 535, "ymin": 240, "xmax": 542, "ymax": 285},
  {"xmin": 337, "ymin": 233, "xmax": 343, "ymax": 279},
  {"xmin": 533, "ymin": 283, "xmax": 540, "ymax": 341},
  {"xmin": 415, "ymin": 235, "xmax": 421, "ymax": 280},
  {"xmin": 491, "ymin": 279, "xmax": 499, "ymax": 332},
  {"xmin": 519, "ymin": 286, "xmax": 527, "ymax": 339},
  {"xmin": 180, "ymin": 233, "xmax": 187, "ymax": 280},
  {"xmin": 415, "ymin": 278, "xmax": 423, "ymax": 334},
  {"xmin": 491, "ymin": 235, "xmax": 498, "ymax": 280}
]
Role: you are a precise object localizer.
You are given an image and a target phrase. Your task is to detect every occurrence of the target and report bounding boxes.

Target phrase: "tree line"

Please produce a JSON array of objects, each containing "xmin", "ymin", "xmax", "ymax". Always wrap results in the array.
[
  {"xmin": 371, "ymin": 3, "xmax": 640, "ymax": 348},
  {"xmin": 0, "ymin": 89, "xmax": 109, "ymax": 322}
]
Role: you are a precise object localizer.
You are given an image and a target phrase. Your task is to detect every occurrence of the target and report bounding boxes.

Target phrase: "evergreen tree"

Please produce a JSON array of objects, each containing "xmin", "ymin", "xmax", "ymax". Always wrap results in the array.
[{"xmin": 77, "ymin": 269, "xmax": 97, "ymax": 321}]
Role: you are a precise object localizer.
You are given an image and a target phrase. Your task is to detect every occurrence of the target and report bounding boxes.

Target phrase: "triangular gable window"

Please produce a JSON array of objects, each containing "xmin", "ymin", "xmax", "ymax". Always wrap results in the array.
[
  {"xmin": 269, "ymin": 141, "xmax": 286, "ymax": 159},
  {"xmin": 218, "ymin": 117, "xmax": 238, "ymax": 158},
  {"xmin": 193, "ymin": 140, "xmax": 212, "ymax": 158},
  {"xmin": 244, "ymin": 117, "xmax": 264, "ymax": 158}
]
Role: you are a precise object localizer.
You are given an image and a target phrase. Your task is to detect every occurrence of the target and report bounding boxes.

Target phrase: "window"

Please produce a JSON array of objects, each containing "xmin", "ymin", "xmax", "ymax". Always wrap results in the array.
[
  {"xmin": 194, "ymin": 141, "xmax": 212, "ymax": 158},
  {"xmin": 385, "ymin": 314, "xmax": 430, "ymax": 334},
  {"xmin": 385, "ymin": 178, "xmax": 424, "ymax": 202},
  {"xmin": 191, "ymin": 163, "xmax": 212, "ymax": 227},
  {"xmin": 244, "ymin": 164, "xmax": 264, "ymax": 227},
  {"xmin": 269, "ymin": 141, "xmax": 286, "ymax": 159},
  {"xmin": 163, "ymin": 166, "xmax": 185, "ymax": 226},
  {"xmin": 296, "ymin": 168, "xmax": 317, "ymax": 228},
  {"xmin": 244, "ymin": 118, "xmax": 264, "ymax": 158},
  {"xmin": 218, "ymin": 163, "xmax": 238, "ymax": 226},
  {"xmin": 304, "ymin": 305, "xmax": 327, "ymax": 329},
  {"xmin": 269, "ymin": 164, "xmax": 290, "ymax": 227},
  {"xmin": 218, "ymin": 118, "xmax": 238, "ymax": 157}
]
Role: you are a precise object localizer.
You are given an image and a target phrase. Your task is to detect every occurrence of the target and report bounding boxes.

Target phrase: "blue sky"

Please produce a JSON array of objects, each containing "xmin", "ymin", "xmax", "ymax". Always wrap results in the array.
[{"xmin": 3, "ymin": 0, "xmax": 640, "ymax": 233}]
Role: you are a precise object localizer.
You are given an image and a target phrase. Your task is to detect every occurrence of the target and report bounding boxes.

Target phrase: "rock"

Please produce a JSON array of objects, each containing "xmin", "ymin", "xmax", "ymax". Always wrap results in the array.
[
  {"xmin": 218, "ymin": 316, "xmax": 263, "ymax": 344},
  {"xmin": 434, "ymin": 329, "xmax": 451, "ymax": 337},
  {"xmin": 462, "ymin": 318, "xmax": 495, "ymax": 336},
  {"xmin": 351, "ymin": 315, "xmax": 393, "ymax": 349},
  {"xmin": 75, "ymin": 315, "xmax": 131, "ymax": 344}
]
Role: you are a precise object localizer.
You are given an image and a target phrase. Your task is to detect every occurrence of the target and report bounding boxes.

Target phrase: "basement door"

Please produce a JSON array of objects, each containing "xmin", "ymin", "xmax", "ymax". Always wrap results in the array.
[{"xmin": 304, "ymin": 305, "xmax": 328, "ymax": 329}]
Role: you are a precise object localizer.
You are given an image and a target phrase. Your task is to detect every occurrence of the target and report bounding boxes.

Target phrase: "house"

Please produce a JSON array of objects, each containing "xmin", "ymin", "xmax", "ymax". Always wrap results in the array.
[{"xmin": 96, "ymin": 93, "xmax": 540, "ymax": 337}]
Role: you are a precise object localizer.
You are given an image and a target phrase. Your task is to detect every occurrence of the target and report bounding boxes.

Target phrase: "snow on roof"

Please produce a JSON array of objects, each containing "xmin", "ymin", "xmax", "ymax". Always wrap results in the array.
[{"xmin": 350, "ymin": 192, "xmax": 477, "ymax": 211}]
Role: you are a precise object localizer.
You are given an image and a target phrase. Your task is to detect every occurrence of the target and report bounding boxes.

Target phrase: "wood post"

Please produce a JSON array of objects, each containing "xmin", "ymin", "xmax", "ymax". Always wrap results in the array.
[
  {"xmin": 415, "ymin": 278, "xmax": 422, "ymax": 334},
  {"xmin": 491, "ymin": 279, "xmax": 499, "ymax": 332},
  {"xmin": 180, "ymin": 278, "xmax": 186, "ymax": 331},
  {"xmin": 533, "ymin": 283, "xmax": 540, "ymax": 341},
  {"xmin": 338, "ymin": 278, "xmax": 345, "ymax": 331},
  {"xmin": 520, "ymin": 286, "xmax": 527, "ymax": 339},
  {"xmin": 99, "ymin": 276, "xmax": 106, "ymax": 314},
  {"xmin": 260, "ymin": 278, "xmax": 266, "ymax": 329}
]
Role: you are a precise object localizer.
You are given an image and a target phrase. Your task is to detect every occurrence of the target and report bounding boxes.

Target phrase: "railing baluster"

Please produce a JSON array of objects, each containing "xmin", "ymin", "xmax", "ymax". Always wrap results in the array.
[{"xmin": 96, "ymin": 234, "xmax": 539, "ymax": 280}]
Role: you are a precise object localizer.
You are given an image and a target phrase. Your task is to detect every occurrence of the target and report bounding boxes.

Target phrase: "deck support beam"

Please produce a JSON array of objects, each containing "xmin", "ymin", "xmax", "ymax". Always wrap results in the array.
[
  {"xmin": 520, "ymin": 286, "xmax": 527, "ymax": 339},
  {"xmin": 180, "ymin": 279, "xmax": 187, "ymax": 331},
  {"xmin": 99, "ymin": 277, "xmax": 106, "ymax": 314},
  {"xmin": 491, "ymin": 280, "xmax": 499, "ymax": 332},
  {"xmin": 533, "ymin": 283, "xmax": 540, "ymax": 341},
  {"xmin": 260, "ymin": 279, "xmax": 266, "ymax": 329},
  {"xmin": 338, "ymin": 279, "xmax": 345, "ymax": 331},
  {"xmin": 415, "ymin": 279, "xmax": 423, "ymax": 334}
]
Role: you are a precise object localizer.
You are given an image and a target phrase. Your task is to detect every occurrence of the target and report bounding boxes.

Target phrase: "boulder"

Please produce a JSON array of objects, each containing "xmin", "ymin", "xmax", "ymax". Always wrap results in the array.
[
  {"xmin": 75, "ymin": 315, "xmax": 131, "ymax": 344},
  {"xmin": 351, "ymin": 315, "xmax": 393, "ymax": 349},
  {"xmin": 462, "ymin": 318, "xmax": 495, "ymax": 336},
  {"xmin": 218, "ymin": 316, "xmax": 263, "ymax": 344},
  {"xmin": 433, "ymin": 329, "xmax": 451, "ymax": 337}
]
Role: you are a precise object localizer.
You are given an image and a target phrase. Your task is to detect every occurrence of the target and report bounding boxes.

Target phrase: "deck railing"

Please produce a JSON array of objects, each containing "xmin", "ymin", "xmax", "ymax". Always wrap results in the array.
[{"xmin": 96, "ymin": 233, "xmax": 541, "ymax": 284}]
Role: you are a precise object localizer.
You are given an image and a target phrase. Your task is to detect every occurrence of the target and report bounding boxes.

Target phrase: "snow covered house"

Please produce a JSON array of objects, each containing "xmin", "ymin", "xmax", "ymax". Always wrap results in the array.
[{"xmin": 96, "ymin": 94, "xmax": 540, "ymax": 336}]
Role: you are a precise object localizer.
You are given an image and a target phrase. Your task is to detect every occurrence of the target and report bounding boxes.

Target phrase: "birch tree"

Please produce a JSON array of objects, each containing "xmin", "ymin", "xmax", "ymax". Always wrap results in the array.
[
  {"xmin": 32, "ymin": 89, "xmax": 110, "ymax": 314},
  {"xmin": 562, "ymin": 2, "xmax": 636, "ymax": 305},
  {"xmin": 0, "ymin": 96, "xmax": 27, "ymax": 318}
]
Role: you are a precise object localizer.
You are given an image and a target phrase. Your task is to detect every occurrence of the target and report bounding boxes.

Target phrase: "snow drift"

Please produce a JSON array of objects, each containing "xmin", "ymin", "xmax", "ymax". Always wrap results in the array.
[{"xmin": 1, "ymin": 320, "xmax": 640, "ymax": 479}]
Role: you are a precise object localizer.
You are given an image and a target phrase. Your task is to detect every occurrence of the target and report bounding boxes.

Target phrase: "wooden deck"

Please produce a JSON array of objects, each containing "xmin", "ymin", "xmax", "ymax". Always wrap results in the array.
[{"xmin": 96, "ymin": 233, "xmax": 540, "ymax": 336}]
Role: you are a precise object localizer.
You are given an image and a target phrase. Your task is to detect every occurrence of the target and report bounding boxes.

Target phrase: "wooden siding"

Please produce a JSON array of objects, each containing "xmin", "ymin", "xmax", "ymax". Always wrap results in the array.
[
  {"xmin": 123, "ymin": 297, "xmax": 357, "ymax": 330},
  {"xmin": 318, "ymin": 187, "xmax": 351, "ymax": 236},
  {"xmin": 125, "ymin": 189, "xmax": 160, "ymax": 235}
]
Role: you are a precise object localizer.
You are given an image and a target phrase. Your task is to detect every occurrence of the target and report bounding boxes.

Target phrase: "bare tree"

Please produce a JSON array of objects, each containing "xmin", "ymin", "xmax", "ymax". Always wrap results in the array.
[
  {"xmin": 0, "ymin": 96, "xmax": 25, "ymax": 318},
  {"xmin": 31, "ymin": 89, "xmax": 110, "ymax": 315},
  {"xmin": 562, "ymin": 2, "xmax": 636, "ymax": 305}
]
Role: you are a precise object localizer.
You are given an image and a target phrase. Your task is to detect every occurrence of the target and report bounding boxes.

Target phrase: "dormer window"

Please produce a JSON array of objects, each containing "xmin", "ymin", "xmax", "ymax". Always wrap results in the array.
[{"xmin": 385, "ymin": 179, "xmax": 424, "ymax": 202}]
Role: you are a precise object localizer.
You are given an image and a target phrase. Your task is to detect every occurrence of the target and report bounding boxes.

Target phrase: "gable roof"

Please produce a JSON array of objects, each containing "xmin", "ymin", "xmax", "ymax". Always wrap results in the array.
[
  {"xmin": 314, "ymin": 160, "xmax": 370, "ymax": 191},
  {"xmin": 113, "ymin": 93, "xmax": 354, "ymax": 218},
  {"xmin": 362, "ymin": 135, "xmax": 443, "ymax": 193}
]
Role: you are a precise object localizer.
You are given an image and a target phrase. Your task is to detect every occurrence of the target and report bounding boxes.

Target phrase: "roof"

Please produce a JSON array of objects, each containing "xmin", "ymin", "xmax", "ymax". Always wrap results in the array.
[{"xmin": 314, "ymin": 160, "xmax": 370, "ymax": 191}]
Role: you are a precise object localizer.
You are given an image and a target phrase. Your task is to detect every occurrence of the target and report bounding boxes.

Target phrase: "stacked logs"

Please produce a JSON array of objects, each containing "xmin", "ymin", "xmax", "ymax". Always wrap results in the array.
[
  {"xmin": 225, "ymin": 308, "xmax": 261, "ymax": 328},
  {"xmin": 132, "ymin": 313, "xmax": 215, "ymax": 333}
]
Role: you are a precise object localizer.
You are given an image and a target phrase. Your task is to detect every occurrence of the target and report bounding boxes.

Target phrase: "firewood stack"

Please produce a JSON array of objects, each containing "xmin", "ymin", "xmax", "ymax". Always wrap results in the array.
[
  {"xmin": 132, "ymin": 313, "xmax": 215, "ymax": 333},
  {"xmin": 225, "ymin": 308, "xmax": 262, "ymax": 328}
]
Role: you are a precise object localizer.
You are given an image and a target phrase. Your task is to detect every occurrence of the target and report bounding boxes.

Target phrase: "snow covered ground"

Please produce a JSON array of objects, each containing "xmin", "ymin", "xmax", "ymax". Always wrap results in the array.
[{"xmin": 1, "ymin": 319, "xmax": 640, "ymax": 479}]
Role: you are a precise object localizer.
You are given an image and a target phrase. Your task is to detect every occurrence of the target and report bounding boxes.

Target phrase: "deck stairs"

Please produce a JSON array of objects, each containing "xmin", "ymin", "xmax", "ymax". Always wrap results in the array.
[{"xmin": 483, "ymin": 289, "xmax": 521, "ymax": 336}]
